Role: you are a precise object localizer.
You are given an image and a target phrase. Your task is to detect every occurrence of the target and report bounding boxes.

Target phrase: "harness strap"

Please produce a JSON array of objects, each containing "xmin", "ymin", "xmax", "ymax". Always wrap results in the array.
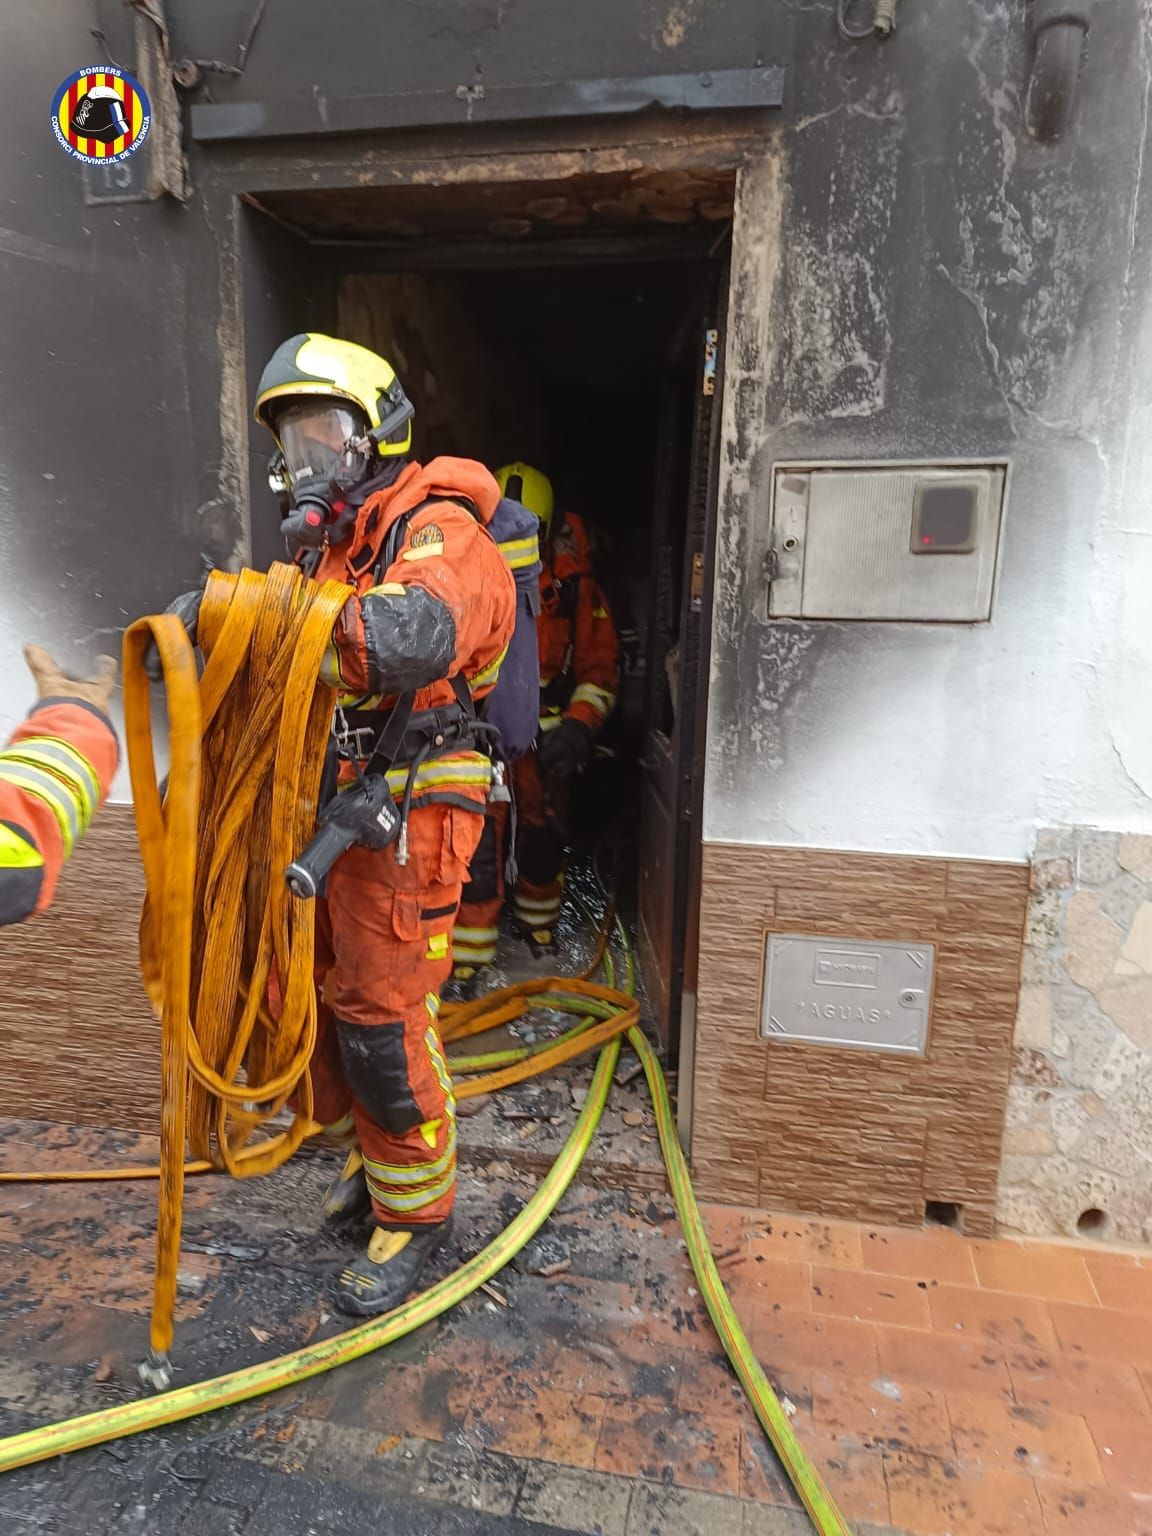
[{"xmin": 362, "ymin": 690, "xmax": 418, "ymax": 778}]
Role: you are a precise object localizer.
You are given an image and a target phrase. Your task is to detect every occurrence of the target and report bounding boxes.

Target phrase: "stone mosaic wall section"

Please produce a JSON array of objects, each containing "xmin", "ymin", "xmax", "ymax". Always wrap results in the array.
[{"xmin": 997, "ymin": 829, "xmax": 1152, "ymax": 1243}]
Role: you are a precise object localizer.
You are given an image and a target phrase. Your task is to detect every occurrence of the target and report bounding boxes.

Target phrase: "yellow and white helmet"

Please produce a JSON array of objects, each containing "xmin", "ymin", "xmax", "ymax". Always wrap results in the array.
[
  {"xmin": 495, "ymin": 462, "xmax": 554, "ymax": 537},
  {"xmin": 254, "ymin": 333, "xmax": 414, "ymax": 463}
]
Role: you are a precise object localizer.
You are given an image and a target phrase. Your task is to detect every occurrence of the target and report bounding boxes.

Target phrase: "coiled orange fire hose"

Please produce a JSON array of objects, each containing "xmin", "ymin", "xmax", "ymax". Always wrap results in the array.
[
  {"xmin": 0, "ymin": 565, "xmax": 849, "ymax": 1534},
  {"xmin": 120, "ymin": 563, "xmax": 642, "ymax": 1382},
  {"xmin": 122, "ymin": 563, "xmax": 352, "ymax": 1379}
]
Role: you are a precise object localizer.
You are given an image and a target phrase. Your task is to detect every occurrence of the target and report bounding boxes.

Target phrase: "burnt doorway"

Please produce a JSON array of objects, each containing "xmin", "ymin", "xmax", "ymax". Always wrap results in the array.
[{"xmin": 240, "ymin": 166, "xmax": 735, "ymax": 1064}]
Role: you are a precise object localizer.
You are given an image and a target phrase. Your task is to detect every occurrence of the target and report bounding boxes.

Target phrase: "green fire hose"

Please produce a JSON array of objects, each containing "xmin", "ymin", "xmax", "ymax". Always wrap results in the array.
[{"xmin": 0, "ymin": 907, "xmax": 848, "ymax": 1535}]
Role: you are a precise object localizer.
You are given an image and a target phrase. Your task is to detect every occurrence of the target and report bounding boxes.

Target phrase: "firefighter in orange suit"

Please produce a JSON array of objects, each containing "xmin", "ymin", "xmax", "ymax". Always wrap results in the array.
[
  {"xmin": 453, "ymin": 463, "xmax": 618, "ymax": 975},
  {"xmin": 154, "ymin": 335, "xmax": 516, "ymax": 1315},
  {"xmin": 0, "ymin": 646, "xmax": 118, "ymax": 928}
]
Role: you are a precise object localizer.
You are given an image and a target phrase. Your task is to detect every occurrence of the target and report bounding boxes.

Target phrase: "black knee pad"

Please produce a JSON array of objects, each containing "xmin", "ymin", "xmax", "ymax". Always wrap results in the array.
[{"xmin": 335, "ymin": 1019, "xmax": 424, "ymax": 1135}]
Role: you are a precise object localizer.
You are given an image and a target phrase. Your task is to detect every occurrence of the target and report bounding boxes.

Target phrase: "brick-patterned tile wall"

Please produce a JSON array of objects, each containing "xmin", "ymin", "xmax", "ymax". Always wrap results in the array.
[
  {"xmin": 0, "ymin": 806, "xmax": 160, "ymax": 1130},
  {"xmin": 691, "ymin": 844, "xmax": 1030, "ymax": 1235}
]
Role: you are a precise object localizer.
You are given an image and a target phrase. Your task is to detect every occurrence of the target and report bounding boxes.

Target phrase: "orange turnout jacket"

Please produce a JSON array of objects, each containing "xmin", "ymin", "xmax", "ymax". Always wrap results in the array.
[
  {"xmin": 313, "ymin": 456, "xmax": 515, "ymax": 810},
  {"xmin": 0, "ymin": 701, "xmax": 118, "ymax": 925},
  {"xmin": 537, "ymin": 510, "xmax": 619, "ymax": 736}
]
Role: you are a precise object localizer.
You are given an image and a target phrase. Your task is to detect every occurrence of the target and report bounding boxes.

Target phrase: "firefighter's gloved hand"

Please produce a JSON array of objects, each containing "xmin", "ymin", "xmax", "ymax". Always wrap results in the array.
[
  {"xmin": 23, "ymin": 644, "xmax": 118, "ymax": 713},
  {"xmin": 536, "ymin": 718, "xmax": 593, "ymax": 781},
  {"xmin": 143, "ymin": 589, "xmax": 204, "ymax": 683}
]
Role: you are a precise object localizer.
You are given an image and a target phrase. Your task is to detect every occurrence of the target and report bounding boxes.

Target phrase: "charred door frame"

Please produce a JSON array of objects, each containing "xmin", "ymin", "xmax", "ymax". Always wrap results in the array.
[
  {"xmin": 196, "ymin": 119, "xmax": 760, "ymax": 1143},
  {"xmin": 637, "ymin": 274, "xmax": 727, "ymax": 1067}
]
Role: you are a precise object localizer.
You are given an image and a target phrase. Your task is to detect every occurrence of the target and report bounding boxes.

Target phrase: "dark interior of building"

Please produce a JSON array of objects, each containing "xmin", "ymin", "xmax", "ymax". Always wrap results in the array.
[{"xmin": 243, "ymin": 168, "xmax": 736, "ymax": 1047}]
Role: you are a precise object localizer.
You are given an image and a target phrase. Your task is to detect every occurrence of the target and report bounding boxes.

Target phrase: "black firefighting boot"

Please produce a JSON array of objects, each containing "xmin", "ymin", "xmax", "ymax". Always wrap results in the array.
[
  {"xmin": 334, "ymin": 1218, "xmax": 453, "ymax": 1317},
  {"xmin": 516, "ymin": 923, "xmax": 558, "ymax": 959},
  {"xmin": 321, "ymin": 1147, "xmax": 372, "ymax": 1226},
  {"xmin": 443, "ymin": 962, "xmax": 493, "ymax": 1003}
]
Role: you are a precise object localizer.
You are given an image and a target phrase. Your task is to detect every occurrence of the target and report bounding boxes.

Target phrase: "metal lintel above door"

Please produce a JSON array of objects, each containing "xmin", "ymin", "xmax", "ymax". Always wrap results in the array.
[{"xmin": 190, "ymin": 66, "xmax": 786, "ymax": 142}]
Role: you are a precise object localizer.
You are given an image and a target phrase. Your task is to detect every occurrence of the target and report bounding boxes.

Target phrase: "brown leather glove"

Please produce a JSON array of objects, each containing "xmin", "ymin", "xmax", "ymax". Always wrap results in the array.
[{"xmin": 23, "ymin": 644, "xmax": 118, "ymax": 713}]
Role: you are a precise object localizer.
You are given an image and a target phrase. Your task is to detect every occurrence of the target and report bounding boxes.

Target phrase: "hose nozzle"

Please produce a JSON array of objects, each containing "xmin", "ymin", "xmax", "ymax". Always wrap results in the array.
[{"xmin": 138, "ymin": 1349, "xmax": 173, "ymax": 1393}]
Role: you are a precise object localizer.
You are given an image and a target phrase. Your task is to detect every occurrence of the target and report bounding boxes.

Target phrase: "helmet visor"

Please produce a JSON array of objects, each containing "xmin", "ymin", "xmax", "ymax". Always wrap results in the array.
[{"xmin": 275, "ymin": 402, "xmax": 367, "ymax": 484}]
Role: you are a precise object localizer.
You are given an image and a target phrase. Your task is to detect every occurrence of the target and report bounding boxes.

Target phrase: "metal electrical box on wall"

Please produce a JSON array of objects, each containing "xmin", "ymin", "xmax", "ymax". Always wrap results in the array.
[{"xmin": 768, "ymin": 463, "xmax": 1008, "ymax": 622}]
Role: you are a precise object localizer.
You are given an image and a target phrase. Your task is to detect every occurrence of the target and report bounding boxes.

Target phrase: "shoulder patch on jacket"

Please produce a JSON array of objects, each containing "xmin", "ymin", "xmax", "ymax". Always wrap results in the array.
[{"xmin": 410, "ymin": 523, "xmax": 444, "ymax": 548}]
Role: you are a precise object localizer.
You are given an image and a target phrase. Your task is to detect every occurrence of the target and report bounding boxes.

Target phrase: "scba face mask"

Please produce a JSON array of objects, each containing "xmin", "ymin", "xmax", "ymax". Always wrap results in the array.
[{"xmin": 275, "ymin": 402, "xmax": 373, "ymax": 550}]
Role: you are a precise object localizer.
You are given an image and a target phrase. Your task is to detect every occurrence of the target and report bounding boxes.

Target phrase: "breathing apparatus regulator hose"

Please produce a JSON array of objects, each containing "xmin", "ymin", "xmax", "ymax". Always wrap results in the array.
[{"xmin": 0, "ymin": 564, "xmax": 849, "ymax": 1536}]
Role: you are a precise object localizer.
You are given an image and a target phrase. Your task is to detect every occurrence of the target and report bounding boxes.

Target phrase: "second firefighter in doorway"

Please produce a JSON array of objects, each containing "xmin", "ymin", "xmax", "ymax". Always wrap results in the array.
[{"xmin": 453, "ymin": 463, "xmax": 619, "ymax": 978}]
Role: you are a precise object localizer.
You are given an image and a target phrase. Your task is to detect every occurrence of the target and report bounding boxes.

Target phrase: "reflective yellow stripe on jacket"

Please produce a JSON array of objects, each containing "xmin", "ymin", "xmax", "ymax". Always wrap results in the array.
[
  {"xmin": 381, "ymin": 752, "xmax": 492, "ymax": 803},
  {"xmin": 569, "ymin": 682, "xmax": 616, "ymax": 721},
  {"xmin": 498, "ymin": 533, "xmax": 540, "ymax": 571},
  {"xmin": 0, "ymin": 731, "xmax": 102, "ymax": 856},
  {"xmin": 0, "ymin": 821, "xmax": 46, "ymax": 874}
]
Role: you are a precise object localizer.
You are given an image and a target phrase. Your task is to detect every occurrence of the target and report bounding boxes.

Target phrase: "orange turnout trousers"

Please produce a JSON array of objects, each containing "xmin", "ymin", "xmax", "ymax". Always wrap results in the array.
[
  {"xmin": 294, "ymin": 454, "xmax": 513, "ymax": 1228},
  {"xmin": 305, "ymin": 800, "xmax": 481, "ymax": 1227}
]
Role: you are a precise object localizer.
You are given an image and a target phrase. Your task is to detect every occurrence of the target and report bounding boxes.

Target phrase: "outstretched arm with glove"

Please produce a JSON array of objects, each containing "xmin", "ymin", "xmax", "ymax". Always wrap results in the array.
[
  {"xmin": 537, "ymin": 577, "xmax": 619, "ymax": 781},
  {"xmin": 0, "ymin": 646, "xmax": 119, "ymax": 927}
]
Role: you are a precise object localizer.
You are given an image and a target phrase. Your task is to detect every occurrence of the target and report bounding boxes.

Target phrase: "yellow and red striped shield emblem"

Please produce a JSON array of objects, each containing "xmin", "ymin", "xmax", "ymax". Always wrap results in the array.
[{"xmin": 50, "ymin": 68, "xmax": 151, "ymax": 165}]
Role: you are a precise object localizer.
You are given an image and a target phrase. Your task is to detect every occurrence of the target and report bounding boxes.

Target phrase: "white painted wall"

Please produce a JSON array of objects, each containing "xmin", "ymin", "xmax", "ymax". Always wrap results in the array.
[{"xmin": 703, "ymin": 3, "xmax": 1152, "ymax": 862}]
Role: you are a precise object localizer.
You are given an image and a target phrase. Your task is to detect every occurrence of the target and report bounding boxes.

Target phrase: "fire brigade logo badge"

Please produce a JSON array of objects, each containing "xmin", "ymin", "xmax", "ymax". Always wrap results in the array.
[
  {"xmin": 410, "ymin": 524, "xmax": 444, "ymax": 547},
  {"xmin": 50, "ymin": 68, "xmax": 151, "ymax": 165}
]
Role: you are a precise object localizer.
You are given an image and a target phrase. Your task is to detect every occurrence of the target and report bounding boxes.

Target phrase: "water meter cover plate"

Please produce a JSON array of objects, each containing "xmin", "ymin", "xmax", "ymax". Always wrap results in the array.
[{"xmin": 760, "ymin": 933, "xmax": 935, "ymax": 1055}]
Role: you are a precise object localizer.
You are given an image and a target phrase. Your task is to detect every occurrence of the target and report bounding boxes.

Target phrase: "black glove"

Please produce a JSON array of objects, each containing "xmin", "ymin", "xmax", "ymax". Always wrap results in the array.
[
  {"xmin": 143, "ymin": 589, "xmax": 204, "ymax": 683},
  {"xmin": 536, "ymin": 718, "xmax": 593, "ymax": 782}
]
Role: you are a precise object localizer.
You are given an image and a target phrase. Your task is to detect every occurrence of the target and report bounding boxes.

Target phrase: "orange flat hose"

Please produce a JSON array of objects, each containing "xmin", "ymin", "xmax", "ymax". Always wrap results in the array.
[{"xmin": 122, "ymin": 563, "xmax": 351, "ymax": 1360}]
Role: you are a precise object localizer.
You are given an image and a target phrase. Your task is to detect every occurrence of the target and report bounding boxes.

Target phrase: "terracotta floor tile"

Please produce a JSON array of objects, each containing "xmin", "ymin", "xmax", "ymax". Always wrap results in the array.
[
  {"xmin": 1085, "ymin": 1261, "xmax": 1152, "ymax": 1315},
  {"xmin": 876, "ymin": 1323, "xmax": 1013, "ymax": 1401},
  {"xmin": 860, "ymin": 1225, "xmax": 978, "ymax": 1286},
  {"xmin": 338, "ymin": 1360, "xmax": 475, "ymax": 1442},
  {"xmin": 1009, "ymin": 1353, "xmax": 1152, "ymax": 1421},
  {"xmin": 700, "ymin": 1203, "xmax": 759, "ymax": 1250},
  {"xmin": 929, "ymin": 1283, "xmax": 1057, "ymax": 1355},
  {"xmin": 550, "ymin": 1329, "xmax": 682, "ymax": 1406},
  {"xmin": 532, "ymin": 1277, "xmax": 640, "ymax": 1331},
  {"xmin": 754, "ymin": 1307, "xmax": 880, "ymax": 1379},
  {"xmin": 811, "ymin": 1369, "xmax": 953, "ymax": 1459},
  {"xmin": 805, "ymin": 1431, "xmax": 891, "ymax": 1525},
  {"xmin": 1037, "ymin": 1478, "xmax": 1152, "ymax": 1535},
  {"xmin": 970, "ymin": 1240, "xmax": 1098, "ymax": 1304},
  {"xmin": 630, "ymin": 1296, "xmax": 726, "ymax": 1353},
  {"xmin": 741, "ymin": 1422, "xmax": 892, "ymax": 1523},
  {"xmin": 739, "ymin": 1424, "xmax": 803, "ymax": 1507},
  {"xmin": 595, "ymin": 1399, "xmax": 742, "ymax": 1497},
  {"xmin": 1088, "ymin": 1413, "xmax": 1152, "ymax": 1495},
  {"xmin": 677, "ymin": 1348, "xmax": 809, "ymax": 1427},
  {"xmin": 462, "ymin": 1379, "xmax": 551, "ymax": 1460},
  {"xmin": 722, "ymin": 1257, "xmax": 813, "ymax": 1315},
  {"xmin": 947, "ymin": 1391, "xmax": 1102, "ymax": 1481},
  {"xmin": 885, "ymin": 1450, "xmax": 1044, "ymax": 1534},
  {"xmin": 534, "ymin": 1392, "xmax": 608, "ymax": 1471},
  {"xmin": 675, "ymin": 1349, "xmax": 746, "ymax": 1422},
  {"xmin": 745, "ymin": 1216, "xmax": 864, "ymax": 1271},
  {"xmin": 9, "ymin": 1298, "xmax": 149, "ymax": 1369},
  {"xmin": 1051, "ymin": 1303, "xmax": 1152, "ymax": 1368},
  {"xmin": 465, "ymin": 1384, "xmax": 605, "ymax": 1470},
  {"xmin": 811, "ymin": 1267, "xmax": 932, "ymax": 1330}
]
